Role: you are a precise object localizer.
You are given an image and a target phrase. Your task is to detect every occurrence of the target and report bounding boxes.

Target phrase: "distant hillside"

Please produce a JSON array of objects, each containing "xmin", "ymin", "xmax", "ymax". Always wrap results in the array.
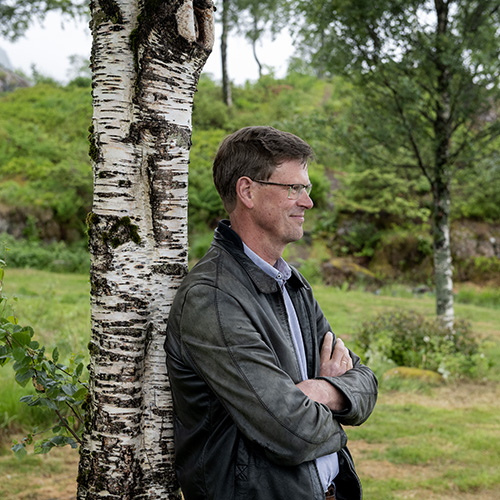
[
  {"xmin": 0, "ymin": 74, "xmax": 498, "ymax": 285},
  {"xmin": 0, "ymin": 47, "xmax": 31, "ymax": 92}
]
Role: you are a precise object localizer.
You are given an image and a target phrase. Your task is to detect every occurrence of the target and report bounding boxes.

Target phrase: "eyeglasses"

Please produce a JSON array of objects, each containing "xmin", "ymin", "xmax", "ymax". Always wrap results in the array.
[{"xmin": 251, "ymin": 179, "xmax": 313, "ymax": 200}]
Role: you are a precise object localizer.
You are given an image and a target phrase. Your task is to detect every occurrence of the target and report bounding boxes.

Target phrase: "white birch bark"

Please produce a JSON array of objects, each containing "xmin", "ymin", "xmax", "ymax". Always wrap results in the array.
[
  {"xmin": 433, "ymin": 192, "xmax": 454, "ymax": 328},
  {"xmin": 78, "ymin": 1, "xmax": 214, "ymax": 498},
  {"xmin": 432, "ymin": 2, "xmax": 454, "ymax": 330}
]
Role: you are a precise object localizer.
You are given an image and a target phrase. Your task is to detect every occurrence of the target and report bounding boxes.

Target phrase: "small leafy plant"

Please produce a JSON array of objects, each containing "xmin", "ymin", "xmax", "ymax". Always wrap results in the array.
[{"xmin": 0, "ymin": 257, "xmax": 88, "ymax": 457}]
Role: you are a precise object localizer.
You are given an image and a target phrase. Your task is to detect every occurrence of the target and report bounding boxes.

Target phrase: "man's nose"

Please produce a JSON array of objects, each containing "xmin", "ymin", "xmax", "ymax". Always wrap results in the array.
[{"xmin": 298, "ymin": 189, "xmax": 314, "ymax": 209}]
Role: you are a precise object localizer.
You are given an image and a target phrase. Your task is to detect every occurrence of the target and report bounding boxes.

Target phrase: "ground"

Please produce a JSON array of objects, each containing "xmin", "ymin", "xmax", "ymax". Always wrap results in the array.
[{"xmin": 1, "ymin": 381, "xmax": 499, "ymax": 499}]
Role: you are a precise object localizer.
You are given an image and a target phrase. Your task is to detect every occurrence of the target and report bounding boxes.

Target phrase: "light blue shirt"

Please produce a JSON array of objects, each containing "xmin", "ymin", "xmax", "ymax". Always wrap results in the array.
[{"xmin": 243, "ymin": 244, "xmax": 339, "ymax": 491}]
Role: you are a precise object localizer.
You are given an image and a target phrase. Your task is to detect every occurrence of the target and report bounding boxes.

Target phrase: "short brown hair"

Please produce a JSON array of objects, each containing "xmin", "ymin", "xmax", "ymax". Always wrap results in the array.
[{"xmin": 213, "ymin": 126, "xmax": 314, "ymax": 213}]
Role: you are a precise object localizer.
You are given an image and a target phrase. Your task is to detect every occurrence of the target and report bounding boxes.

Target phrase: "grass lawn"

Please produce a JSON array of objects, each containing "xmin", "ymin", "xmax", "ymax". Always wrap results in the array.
[{"xmin": 1, "ymin": 268, "xmax": 499, "ymax": 499}]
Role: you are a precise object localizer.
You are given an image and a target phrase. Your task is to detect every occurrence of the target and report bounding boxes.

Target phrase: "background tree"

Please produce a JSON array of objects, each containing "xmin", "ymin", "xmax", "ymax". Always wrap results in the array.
[
  {"xmin": 220, "ymin": 0, "xmax": 232, "ymax": 106},
  {"xmin": 78, "ymin": 1, "xmax": 214, "ymax": 499},
  {"xmin": 231, "ymin": 0, "xmax": 283, "ymax": 79},
  {"xmin": 218, "ymin": 0, "xmax": 284, "ymax": 105},
  {"xmin": 293, "ymin": 0, "xmax": 500, "ymax": 326},
  {"xmin": 0, "ymin": 0, "xmax": 87, "ymax": 40}
]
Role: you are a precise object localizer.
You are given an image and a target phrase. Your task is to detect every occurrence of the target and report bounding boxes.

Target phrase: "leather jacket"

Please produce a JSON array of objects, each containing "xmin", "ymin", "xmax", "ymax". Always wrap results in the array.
[{"xmin": 165, "ymin": 220, "xmax": 378, "ymax": 499}]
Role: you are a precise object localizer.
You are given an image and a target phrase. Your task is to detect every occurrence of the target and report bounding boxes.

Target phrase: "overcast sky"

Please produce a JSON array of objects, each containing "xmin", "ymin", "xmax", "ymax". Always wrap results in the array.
[{"xmin": 0, "ymin": 12, "xmax": 295, "ymax": 85}]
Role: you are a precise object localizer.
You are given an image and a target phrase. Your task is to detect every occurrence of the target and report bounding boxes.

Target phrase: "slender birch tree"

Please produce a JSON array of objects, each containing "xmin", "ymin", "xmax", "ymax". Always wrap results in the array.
[
  {"xmin": 78, "ymin": 1, "xmax": 214, "ymax": 498},
  {"xmin": 293, "ymin": 0, "xmax": 500, "ymax": 327},
  {"xmin": 220, "ymin": 0, "xmax": 232, "ymax": 106}
]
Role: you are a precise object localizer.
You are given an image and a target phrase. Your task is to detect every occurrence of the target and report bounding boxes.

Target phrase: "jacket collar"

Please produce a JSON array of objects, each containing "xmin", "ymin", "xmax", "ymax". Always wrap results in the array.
[{"xmin": 213, "ymin": 220, "xmax": 307, "ymax": 293}]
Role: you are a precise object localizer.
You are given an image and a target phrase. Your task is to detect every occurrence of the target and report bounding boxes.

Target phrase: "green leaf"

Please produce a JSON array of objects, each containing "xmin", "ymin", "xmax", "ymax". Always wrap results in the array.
[
  {"xmin": 35, "ymin": 440, "xmax": 54, "ymax": 454},
  {"xmin": 68, "ymin": 438, "xmax": 79, "ymax": 449},
  {"xmin": 15, "ymin": 368, "xmax": 35, "ymax": 386},
  {"xmin": 13, "ymin": 356, "xmax": 31, "ymax": 372},
  {"xmin": 75, "ymin": 362, "xmax": 84, "ymax": 378},
  {"xmin": 12, "ymin": 443, "xmax": 27, "ymax": 459},
  {"xmin": 61, "ymin": 384, "xmax": 77, "ymax": 396},
  {"xmin": 0, "ymin": 328, "xmax": 9, "ymax": 341},
  {"xmin": 50, "ymin": 435, "xmax": 67, "ymax": 446},
  {"xmin": 39, "ymin": 398, "xmax": 58, "ymax": 410},
  {"xmin": 12, "ymin": 329, "xmax": 32, "ymax": 347},
  {"xmin": 19, "ymin": 395, "xmax": 34, "ymax": 404},
  {"xmin": 6, "ymin": 315, "xmax": 18, "ymax": 325},
  {"xmin": 12, "ymin": 347, "xmax": 28, "ymax": 363},
  {"xmin": 42, "ymin": 360, "xmax": 55, "ymax": 374},
  {"xmin": 0, "ymin": 345, "xmax": 12, "ymax": 361},
  {"xmin": 52, "ymin": 347, "xmax": 59, "ymax": 363},
  {"xmin": 72, "ymin": 387, "xmax": 88, "ymax": 400}
]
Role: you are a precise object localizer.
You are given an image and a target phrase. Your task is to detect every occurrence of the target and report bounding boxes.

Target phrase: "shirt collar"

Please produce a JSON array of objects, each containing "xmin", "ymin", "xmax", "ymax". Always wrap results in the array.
[{"xmin": 242, "ymin": 243, "xmax": 292, "ymax": 285}]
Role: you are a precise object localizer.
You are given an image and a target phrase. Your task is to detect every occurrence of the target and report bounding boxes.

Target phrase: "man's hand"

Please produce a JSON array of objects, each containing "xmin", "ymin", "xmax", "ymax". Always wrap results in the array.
[
  {"xmin": 320, "ymin": 332, "xmax": 353, "ymax": 377},
  {"xmin": 296, "ymin": 332, "xmax": 353, "ymax": 412}
]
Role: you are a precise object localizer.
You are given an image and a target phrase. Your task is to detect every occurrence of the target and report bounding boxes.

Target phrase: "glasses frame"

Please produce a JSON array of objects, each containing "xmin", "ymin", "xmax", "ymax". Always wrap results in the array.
[{"xmin": 252, "ymin": 179, "xmax": 313, "ymax": 200}]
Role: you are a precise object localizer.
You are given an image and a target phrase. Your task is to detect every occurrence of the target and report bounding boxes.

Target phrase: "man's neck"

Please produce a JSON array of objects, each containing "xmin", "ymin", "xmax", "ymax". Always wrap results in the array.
[{"xmin": 230, "ymin": 221, "xmax": 284, "ymax": 266}]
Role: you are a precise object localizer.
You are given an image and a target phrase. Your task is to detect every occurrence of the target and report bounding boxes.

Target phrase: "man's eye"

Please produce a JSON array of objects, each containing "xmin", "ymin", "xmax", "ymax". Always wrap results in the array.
[{"xmin": 291, "ymin": 185, "xmax": 301, "ymax": 194}]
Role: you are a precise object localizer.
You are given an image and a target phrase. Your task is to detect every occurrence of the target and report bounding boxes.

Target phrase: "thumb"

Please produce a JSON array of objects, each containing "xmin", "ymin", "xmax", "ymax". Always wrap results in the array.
[{"xmin": 320, "ymin": 331, "xmax": 334, "ymax": 364}]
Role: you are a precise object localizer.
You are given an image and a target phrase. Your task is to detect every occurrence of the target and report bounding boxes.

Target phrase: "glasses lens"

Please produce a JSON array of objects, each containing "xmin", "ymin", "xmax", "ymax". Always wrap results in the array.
[
  {"xmin": 288, "ymin": 184, "xmax": 312, "ymax": 199},
  {"xmin": 288, "ymin": 185, "xmax": 299, "ymax": 199}
]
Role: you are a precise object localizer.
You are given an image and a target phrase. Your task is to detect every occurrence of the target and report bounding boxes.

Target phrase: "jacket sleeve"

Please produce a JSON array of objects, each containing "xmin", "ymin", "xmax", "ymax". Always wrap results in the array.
[
  {"xmin": 312, "ymin": 297, "xmax": 378, "ymax": 427},
  {"xmin": 176, "ymin": 283, "xmax": 348, "ymax": 466}
]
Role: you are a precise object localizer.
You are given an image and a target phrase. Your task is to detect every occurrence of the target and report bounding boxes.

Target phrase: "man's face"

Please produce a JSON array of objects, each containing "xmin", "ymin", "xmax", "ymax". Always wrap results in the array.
[{"xmin": 251, "ymin": 159, "xmax": 314, "ymax": 253}]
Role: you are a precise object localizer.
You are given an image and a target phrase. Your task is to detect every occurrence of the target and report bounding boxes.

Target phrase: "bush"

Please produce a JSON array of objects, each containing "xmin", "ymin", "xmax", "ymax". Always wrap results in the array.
[
  {"xmin": 0, "ymin": 234, "xmax": 89, "ymax": 274},
  {"xmin": 353, "ymin": 310, "xmax": 486, "ymax": 380}
]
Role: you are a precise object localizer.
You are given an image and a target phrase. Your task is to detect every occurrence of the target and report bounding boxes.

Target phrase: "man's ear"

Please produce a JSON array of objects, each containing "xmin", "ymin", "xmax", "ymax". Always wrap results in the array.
[{"xmin": 235, "ymin": 176, "xmax": 254, "ymax": 209}]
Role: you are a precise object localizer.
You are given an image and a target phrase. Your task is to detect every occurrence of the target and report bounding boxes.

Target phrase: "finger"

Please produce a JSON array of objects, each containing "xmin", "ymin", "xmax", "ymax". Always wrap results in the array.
[
  {"xmin": 346, "ymin": 356, "xmax": 353, "ymax": 370},
  {"xmin": 320, "ymin": 332, "xmax": 334, "ymax": 365},
  {"xmin": 341, "ymin": 355, "xmax": 353, "ymax": 372},
  {"xmin": 331, "ymin": 338, "xmax": 346, "ymax": 364}
]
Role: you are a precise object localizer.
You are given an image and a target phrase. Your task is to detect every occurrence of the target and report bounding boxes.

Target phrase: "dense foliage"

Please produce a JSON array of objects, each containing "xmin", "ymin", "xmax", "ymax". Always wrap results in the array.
[
  {"xmin": 0, "ymin": 81, "xmax": 92, "ymax": 243},
  {"xmin": 0, "ymin": 73, "xmax": 499, "ymax": 281}
]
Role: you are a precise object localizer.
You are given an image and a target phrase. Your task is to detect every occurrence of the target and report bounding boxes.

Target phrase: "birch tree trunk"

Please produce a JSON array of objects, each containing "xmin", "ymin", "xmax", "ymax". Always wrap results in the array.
[
  {"xmin": 221, "ymin": 0, "xmax": 232, "ymax": 106},
  {"xmin": 78, "ymin": 1, "xmax": 214, "ymax": 498},
  {"xmin": 432, "ymin": 0, "xmax": 454, "ymax": 328},
  {"xmin": 250, "ymin": 16, "xmax": 262, "ymax": 79},
  {"xmin": 432, "ymin": 175, "xmax": 454, "ymax": 327}
]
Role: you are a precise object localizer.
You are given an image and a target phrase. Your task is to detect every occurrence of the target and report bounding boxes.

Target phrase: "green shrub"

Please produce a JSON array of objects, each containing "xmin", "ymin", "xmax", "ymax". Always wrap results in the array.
[
  {"xmin": 339, "ymin": 220, "xmax": 381, "ymax": 257},
  {"xmin": 0, "ymin": 234, "xmax": 89, "ymax": 274},
  {"xmin": 189, "ymin": 230, "xmax": 214, "ymax": 262},
  {"xmin": 353, "ymin": 310, "xmax": 487, "ymax": 380},
  {"xmin": 188, "ymin": 128, "xmax": 227, "ymax": 233}
]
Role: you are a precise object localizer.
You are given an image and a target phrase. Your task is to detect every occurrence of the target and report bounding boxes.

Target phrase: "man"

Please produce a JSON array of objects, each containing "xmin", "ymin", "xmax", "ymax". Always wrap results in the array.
[{"xmin": 165, "ymin": 126, "xmax": 378, "ymax": 500}]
